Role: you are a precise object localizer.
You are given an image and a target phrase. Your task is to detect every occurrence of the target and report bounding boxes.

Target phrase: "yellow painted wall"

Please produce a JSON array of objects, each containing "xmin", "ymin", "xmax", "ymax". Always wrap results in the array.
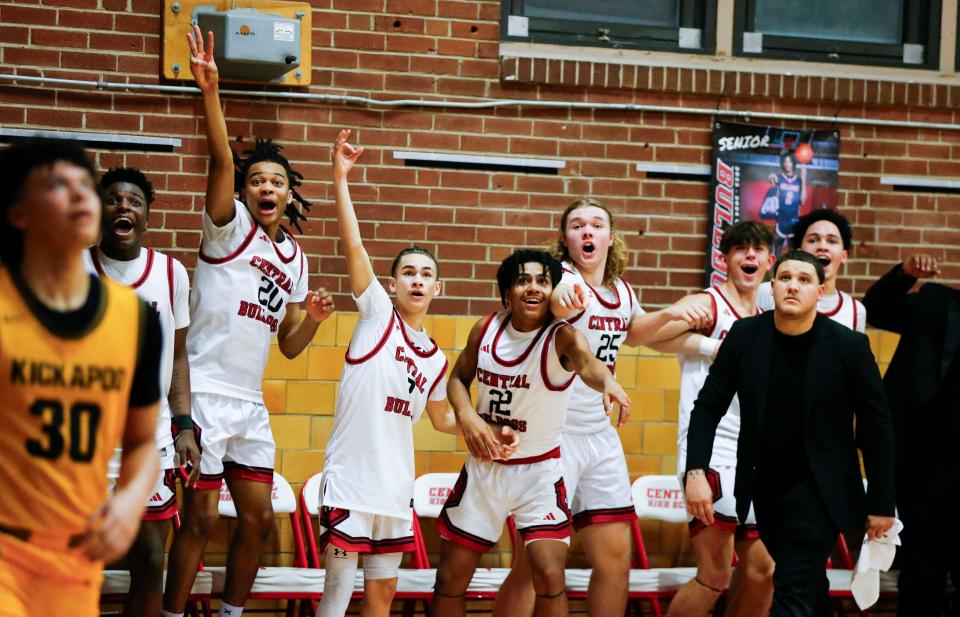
[{"xmin": 199, "ymin": 312, "xmax": 898, "ymax": 570}]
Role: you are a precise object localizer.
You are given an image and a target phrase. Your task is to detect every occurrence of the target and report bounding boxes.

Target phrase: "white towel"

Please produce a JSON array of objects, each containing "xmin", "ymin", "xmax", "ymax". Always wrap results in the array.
[{"xmin": 851, "ymin": 518, "xmax": 903, "ymax": 609}]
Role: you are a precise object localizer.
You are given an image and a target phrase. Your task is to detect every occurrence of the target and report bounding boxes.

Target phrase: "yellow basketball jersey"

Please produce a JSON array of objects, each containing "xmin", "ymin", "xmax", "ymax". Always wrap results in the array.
[{"xmin": 0, "ymin": 265, "xmax": 144, "ymax": 537}]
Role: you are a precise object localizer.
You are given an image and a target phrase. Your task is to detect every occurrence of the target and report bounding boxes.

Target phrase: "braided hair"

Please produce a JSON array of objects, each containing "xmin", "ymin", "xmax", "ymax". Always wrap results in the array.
[{"xmin": 233, "ymin": 138, "xmax": 311, "ymax": 233}]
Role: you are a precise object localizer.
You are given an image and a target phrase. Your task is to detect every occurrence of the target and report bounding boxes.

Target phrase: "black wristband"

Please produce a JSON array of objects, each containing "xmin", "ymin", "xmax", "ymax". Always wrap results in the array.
[{"xmin": 172, "ymin": 415, "xmax": 194, "ymax": 434}]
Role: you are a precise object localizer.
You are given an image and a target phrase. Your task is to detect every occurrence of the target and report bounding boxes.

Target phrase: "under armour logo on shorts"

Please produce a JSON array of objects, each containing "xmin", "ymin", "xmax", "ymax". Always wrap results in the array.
[{"xmin": 332, "ymin": 547, "xmax": 349, "ymax": 559}]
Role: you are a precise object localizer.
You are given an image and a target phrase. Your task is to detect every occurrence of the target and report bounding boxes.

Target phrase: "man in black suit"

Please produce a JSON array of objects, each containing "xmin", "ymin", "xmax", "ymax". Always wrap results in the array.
[
  {"xmin": 685, "ymin": 250, "xmax": 896, "ymax": 616},
  {"xmin": 863, "ymin": 254, "xmax": 958, "ymax": 616}
]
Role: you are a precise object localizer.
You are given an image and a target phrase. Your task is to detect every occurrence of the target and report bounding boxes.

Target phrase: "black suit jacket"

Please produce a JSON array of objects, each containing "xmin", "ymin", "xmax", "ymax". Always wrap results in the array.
[
  {"xmin": 863, "ymin": 264, "xmax": 960, "ymax": 419},
  {"xmin": 685, "ymin": 312, "xmax": 896, "ymax": 533}
]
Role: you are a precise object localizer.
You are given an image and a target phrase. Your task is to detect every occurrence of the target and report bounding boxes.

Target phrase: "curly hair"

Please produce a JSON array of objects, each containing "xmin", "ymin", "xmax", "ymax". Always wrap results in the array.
[
  {"xmin": 550, "ymin": 198, "xmax": 629, "ymax": 288},
  {"xmin": 234, "ymin": 138, "xmax": 311, "ymax": 233},
  {"xmin": 496, "ymin": 249, "xmax": 563, "ymax": 307},
  {"xmin": 790, "ymin": 209, "xmax": 852, "ymax": 251},
  {"xmin": 98, "ymin": 167, "xmax": 155, "ymax": 208}
]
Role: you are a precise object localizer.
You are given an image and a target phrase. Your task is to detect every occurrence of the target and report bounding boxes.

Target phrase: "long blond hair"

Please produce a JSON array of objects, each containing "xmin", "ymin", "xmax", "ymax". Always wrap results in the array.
[{"xmin": 550, "ymin": 198, "xmax": 629, "ymax": 288}]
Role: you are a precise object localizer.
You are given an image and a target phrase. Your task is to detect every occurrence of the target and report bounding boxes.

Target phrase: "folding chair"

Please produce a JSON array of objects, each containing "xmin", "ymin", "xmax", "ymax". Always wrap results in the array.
[
  {"xmin": 204, "ymin": 473, "xmax": 323, "ymax": 616},
  {"xmin": 628, "ymin": 475, "xmax": 700, "ymax": 617}
]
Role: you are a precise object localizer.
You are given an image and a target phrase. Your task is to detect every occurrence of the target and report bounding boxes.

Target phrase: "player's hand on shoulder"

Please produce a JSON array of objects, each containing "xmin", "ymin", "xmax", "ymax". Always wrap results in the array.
[
  {"xmin": 683, "ymin": 470, "xmax": 715, "ymax": 526},
  {"xmin": 187, "ymin": 25, "xmax": 218, "ymax": 93},
  {"xmin": 552, "ymin": 282, "xmax": 590, "ymax": 312},
  {"xmin": 903, "ymin": 254, "xmax": 940, "ymax": 279},
  {"xmin": 76, "ymin": 491, "xmax": 143, "ymax": 563},
  {"xmin": 306, "ymin": 287, "xmax": 335, "ymax": 323},
  {"xmin": 666, "ymin": 299, "xmax": 713, "ymax": 333},
  {"xmin": 493, "ymin": 425, "xmax": 519, "ymax": 460},
  {"xmin": 332, "ymin": 129, "xmax": 364, "ymax": 180}
]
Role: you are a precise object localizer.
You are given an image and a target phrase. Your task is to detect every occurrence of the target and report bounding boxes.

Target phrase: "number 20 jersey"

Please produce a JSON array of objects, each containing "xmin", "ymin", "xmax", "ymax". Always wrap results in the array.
[
  {"xmin": 560, "ymin": 263, "xmax": 644, "ymax": 434},
  {"xmin": 0, "ymin": 266, "xmax": 142, "ymax": 537},
  {"xmin": 188, "ymin": 201, "xmax": 308, "ymax": 403},
  {"xmin": 475, "ymin": 311, "xmax": 575, "ymax": 460}
]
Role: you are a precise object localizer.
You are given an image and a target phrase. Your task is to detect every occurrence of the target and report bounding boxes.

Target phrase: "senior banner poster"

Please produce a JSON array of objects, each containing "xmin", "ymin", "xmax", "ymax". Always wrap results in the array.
[{"xmin": 706, "ymin": 121, "xmax": 840, "ymax": 287}]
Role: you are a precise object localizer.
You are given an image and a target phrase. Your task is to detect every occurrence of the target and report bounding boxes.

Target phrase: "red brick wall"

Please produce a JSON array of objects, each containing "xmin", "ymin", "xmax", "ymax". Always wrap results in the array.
[{"xmin": 4, "ymin": 0, "xmax": 960, "ymax": 316}]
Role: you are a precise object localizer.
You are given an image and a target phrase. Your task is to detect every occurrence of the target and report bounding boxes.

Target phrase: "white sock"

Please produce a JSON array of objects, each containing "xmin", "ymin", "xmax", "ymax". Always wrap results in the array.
[
  {"xmin": 162, "ymin": 612, "xmax": 185, "ymax": 617},
  {"xmin": 317, "ymin": 545, "xmax": 359, "ymax": 617},
  {"xmin": 219, "ymin": 602, "xmax": 243, "ymax": 617}
]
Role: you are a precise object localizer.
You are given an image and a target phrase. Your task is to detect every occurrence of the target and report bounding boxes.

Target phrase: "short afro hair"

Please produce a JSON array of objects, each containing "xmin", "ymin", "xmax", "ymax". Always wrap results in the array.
[
  {"xmin": 496, "ymin": 249, "xmax": 563, "ymax": 307},
  {"xmin": 98, "ymin": 167, "xmax": 155, "ymax": 208},
  {"xmin": 790, "ymin": 209, "xmax": 852, "ymax": 251}
]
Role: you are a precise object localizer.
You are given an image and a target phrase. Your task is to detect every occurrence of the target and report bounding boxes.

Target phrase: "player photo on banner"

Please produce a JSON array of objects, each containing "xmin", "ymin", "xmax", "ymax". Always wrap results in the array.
[{"xmin": 706, "ymin": 121, "xmax": 840, "ymax": 287}]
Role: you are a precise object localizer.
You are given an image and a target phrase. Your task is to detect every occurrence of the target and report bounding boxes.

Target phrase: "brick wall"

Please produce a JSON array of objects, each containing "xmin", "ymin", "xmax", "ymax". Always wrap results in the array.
[{"xmin": 0, "ymin": 0, "xmax": 943, "ymax": 573}]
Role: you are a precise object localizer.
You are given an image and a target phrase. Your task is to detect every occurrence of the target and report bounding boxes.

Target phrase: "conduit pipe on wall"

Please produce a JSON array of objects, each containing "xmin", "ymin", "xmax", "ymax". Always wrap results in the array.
[{"xmin": 2, "ymin": 72, "xmax": 960, "ymax": 132}]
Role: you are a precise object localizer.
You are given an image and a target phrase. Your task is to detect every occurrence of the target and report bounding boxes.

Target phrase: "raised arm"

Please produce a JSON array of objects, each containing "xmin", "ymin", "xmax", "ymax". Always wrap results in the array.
[
  {"xmin": 554, "ymin": 326, "xmax": 631, "ymax": 426},
  {"xmin": 331, "ymin": 129, "xmax": 375, "ymax": 298},
  {"xmin": 863, "ymin": 254, "xmax": 940, "ymax": 333},
  {"xmin": 187, "ymin": 26, "xmax": 235, "ymax": 226}
]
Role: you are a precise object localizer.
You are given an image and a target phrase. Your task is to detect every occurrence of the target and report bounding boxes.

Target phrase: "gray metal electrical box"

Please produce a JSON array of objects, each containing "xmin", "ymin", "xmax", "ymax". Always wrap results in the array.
[{"xmin": 194, "ymin": 7, "xmax": 300, "ymax": 81}]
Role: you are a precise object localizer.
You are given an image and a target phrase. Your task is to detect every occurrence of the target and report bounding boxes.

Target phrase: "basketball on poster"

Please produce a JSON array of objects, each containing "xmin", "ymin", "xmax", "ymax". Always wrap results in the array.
[{"xmin": 706, "ymin": 121, "xmax": 840, "ymax": 287}]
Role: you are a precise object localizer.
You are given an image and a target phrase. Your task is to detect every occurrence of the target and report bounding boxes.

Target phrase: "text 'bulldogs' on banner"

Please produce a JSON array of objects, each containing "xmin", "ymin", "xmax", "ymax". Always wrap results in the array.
[{"xmin": 707, "ymin": 122, "xmax": 840, "ymax": 286}]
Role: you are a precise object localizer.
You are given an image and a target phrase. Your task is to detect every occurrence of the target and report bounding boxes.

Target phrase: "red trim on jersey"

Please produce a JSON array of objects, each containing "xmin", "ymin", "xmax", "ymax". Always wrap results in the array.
[
  {"xmin": 584, "ymin": 280, "xmax": 622, "ymax": 309},
  {"xmin": 713, "ymin": 286, "xmax": 743, "ymax": 319},
  {"xmin": 198, "ymin": 220, "xmax": 258, "ymax": 264},
  {"xmin": 571, "ymin": 506, "xmax": 636, "ymax": 530},
  {"xmin": 142, "ymin": 469, "xmax": 179, "ymax": 521},
  {"xmin": 88, "ymin": 247, "xmax": 105, "ymax": 276},
  {"xmin": 294, "ymin": 247, "xmax": 306, "ymax": 290},
  {"xmin": 398, "ymin": 309, "xmax": 439, "ymax": 358},
  {"xmin": 620, "ymin": 277, "xmax": 635, "ymax": 311},
  {"xmin": 166, "ymin": 254, "xmax": 175, "ymax": 313},
  {"xmin": 90, "ymin": 247, "xmax": 155, "ymax": 289},
  {"xmin": 852, "ymin": 299, "xmax": 860, "ymax": 332},
  {"xmin": 495, "ymin": 446, "xmax": 561, "ymax": 466},
  {"xmin": 517, "ymin": 521, "xmax": 571, "ymax": 541},
  {"xmin": 819, "ymin": 291, "xmax": 844, "ymax": 318},
  {"xmin": 195, "ymin": 472, "xmax": 224, "ymax": 491},
  {"xmin": 272, "ymin": 227, "xmax": 299, "ymax": 264},
  {"xmin": 541, "ymin": 323, "xmax": 575, "ymax": 392},
  {"xmin": 344, "ymin": 310, "xmax": 396, "ymax": 365},
  {"xmin": 427, "ymin": 359, "xmax": 449, "ymax": 399},
  {"xmin": 437, "ymin": 512, "xmax": 497, "ymax": 553},
  {"xmin": 491, "ymin": 315, "xmax": 549, "ymax": 367},
  {"xmin": 476, "ymin": 312, "xmax": 499, "ymax": 355},
  {"xmin": 565, "ymin": 310, "xmax": 587, "ymax": 325},
  {"xmin": 223, "ymin": 462, "xmax": 274, "ymax": 484},
  {"xmin": 562, "ymin": 264, "xmax": 575, "ymax": 275}
]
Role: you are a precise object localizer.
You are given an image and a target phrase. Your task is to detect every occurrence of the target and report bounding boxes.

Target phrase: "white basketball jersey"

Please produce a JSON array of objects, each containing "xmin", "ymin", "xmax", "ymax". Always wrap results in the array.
[
  {"xmin": 322, "ymin": 280, "xmax": 448, "ymax": 520},
  {"xmin": 87, "ymin": 247, "xmax": 190, "ymax": 457},
  {"xmin": 678, "ymin": 287, "xmax": 760, "ymax": 469},
  {"xmin": 756, "ymin": 281, "xmax": 866, "ymax": 332},
  {"xmin": 475, "ymin": 311, "xmax": 575, "ymax": 460},
  {"xmin": 188, "ymin": 200, "xmax": 308, "ymax": 403},
  {"xmin": 560, "ymin": 263, "xmax": 645, "ymax": 434}
]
